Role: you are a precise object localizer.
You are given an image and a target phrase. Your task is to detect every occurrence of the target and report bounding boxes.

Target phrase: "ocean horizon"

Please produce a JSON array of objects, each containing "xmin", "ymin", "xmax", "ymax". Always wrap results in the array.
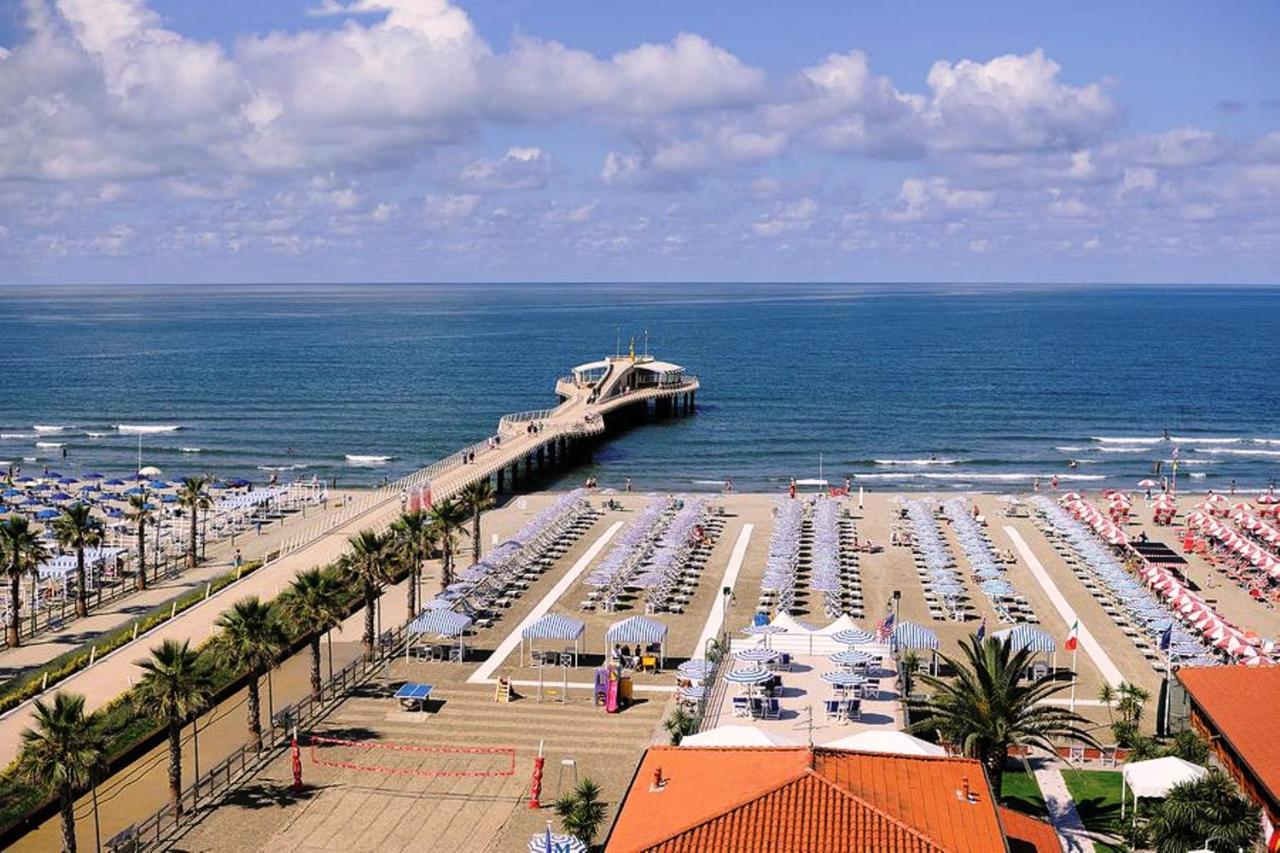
[{"xmin": 4, "ymin": 282, "xmax": 1279, "ymax": 493}]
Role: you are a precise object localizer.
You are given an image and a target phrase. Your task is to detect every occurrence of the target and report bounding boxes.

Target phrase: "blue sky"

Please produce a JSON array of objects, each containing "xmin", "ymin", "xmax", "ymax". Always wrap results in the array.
[{"xmin": 0, "ymin": 0, "xmax": 1277, "ymax": 284}]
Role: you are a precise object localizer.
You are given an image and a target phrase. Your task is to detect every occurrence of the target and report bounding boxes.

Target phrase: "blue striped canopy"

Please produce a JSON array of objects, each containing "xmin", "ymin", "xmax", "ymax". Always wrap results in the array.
[
  {"xmin": 820, "ymin": 671, "xmax": 866, "ymax": 686},
  {"xmin": 830, "ymin": 650, "xmax": 874, "ymax": 666},
  {"xmin": 606, "ymin": 616, "xmax": 668, "ymax": 646},
  {"xmin": 528, "ymin": 831, "xmax": 587, "ymax": 853},
  {"xmin": 522, "ymin": 613, "xmax": 585, "ymax": 641},
  {"xmin": 735, "ymin": 648, "xmax": 779, "ymax": 662},
  {"xmin": 724, "ymin": 667, "xmax": 771, "ymax": 684},
  {"xmin": 994, "ymin": 623, "xmax": 1057, "ymax": 653},
  {"xmin": 832, "ymin": 628, "xmax": 874, "ymax": 646},
  {"xmin": 408, "ymin": 609, "xmax": 473, "ymax": 637},
  {"xmin": 892, "ymin": 621, "xmax": 940, "ymax": 651},
  {"xmin": 677, "ymin": 659, "xmax": 715, "ymax": 678}
]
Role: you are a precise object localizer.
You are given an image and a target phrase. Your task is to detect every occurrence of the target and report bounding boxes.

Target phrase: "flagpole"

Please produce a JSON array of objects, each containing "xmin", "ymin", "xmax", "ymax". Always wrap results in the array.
[{"xmin": 1069, "ymin": 645, "xmax": 1079, "ymax": 713}]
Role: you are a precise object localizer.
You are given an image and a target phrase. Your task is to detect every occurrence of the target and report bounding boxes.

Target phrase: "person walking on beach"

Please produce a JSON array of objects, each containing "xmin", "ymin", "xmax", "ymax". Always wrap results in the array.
[
  {"xmin": 624, "ymin": 477, "xmax": 632, "ymax": 493},
  {"xmin": 788, "ymin": 479, "xmax": 796, "ymax": 499},
  {"xmin": 1230, "ymin": 479, "xmax": 1237, "ymax": 495},
  {"xmin": 1033, "ymin": 478, "xmax": 1040, "ymax": 493}
]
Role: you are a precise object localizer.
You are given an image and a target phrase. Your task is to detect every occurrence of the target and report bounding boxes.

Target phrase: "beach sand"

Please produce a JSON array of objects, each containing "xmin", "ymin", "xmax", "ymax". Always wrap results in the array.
[{"xmin": 154, "ymin": 487, "xmax": 1280, "ymax": 853}]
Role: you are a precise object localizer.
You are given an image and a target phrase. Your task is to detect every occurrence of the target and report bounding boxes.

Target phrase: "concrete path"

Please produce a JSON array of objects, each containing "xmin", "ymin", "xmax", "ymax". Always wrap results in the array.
[
  {"xmin": 693, "ymin": 523, "xmax": 754, "ymax": 653},
  {"xmin": 1004, "ymin": 527, "xmax": 1124, "ymax": 688},
  {"xmin": 1031, "ymin": 759, "xmax": 1097, "ymax": 853}
]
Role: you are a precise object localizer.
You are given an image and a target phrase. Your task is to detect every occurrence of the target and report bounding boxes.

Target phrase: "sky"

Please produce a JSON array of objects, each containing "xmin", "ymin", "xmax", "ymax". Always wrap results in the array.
[{"xmin": 0, "ymin": 0, "xmax": 1277, "ymax": 284}]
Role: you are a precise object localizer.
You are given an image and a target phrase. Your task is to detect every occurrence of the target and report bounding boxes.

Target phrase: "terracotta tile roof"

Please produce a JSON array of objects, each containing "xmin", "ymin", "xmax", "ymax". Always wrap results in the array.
[
  {"xmin": 1177, "ymin": 666, "xmax": 1280, "ymax": 802},
  {"xmin": 999, "ymin": 808, "xmax": 1061, "ymax": 853},
  {"xmin": 606, "ymin": 747, "xmax": 1016, "ymax": 853}
]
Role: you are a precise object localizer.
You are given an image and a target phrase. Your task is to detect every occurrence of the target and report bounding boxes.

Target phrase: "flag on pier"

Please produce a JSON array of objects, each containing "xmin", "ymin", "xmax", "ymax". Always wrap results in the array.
[{"xmin": 1064, "ymin": 619, "xmax": 1079, "ymax": 652}]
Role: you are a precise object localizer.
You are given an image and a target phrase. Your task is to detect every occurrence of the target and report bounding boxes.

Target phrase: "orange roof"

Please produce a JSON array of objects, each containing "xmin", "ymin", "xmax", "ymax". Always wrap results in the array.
[
  {"xmin": 1177, "ymin": 666, "xmax": 1280, "ymax": 803},
  {"xmin": 606, "ymin": 747, "xmax": 1015, "ymax": 853},
  {"xmin": 999, "ymin": 808, "xmax": 1061, "ymax": 853}
]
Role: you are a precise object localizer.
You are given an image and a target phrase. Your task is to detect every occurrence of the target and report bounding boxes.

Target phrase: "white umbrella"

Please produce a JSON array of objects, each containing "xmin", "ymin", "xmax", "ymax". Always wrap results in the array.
[
  {"xmin": 138, "ymin": 466, "xmax": 162, "ymax": 477},
  {"xmin": 1121, "ymin": 756, "xmax": 1207, "ymax": 819},
  {"xmin": 824, "ymin": 730, "xmax": 946, "ymax": 756}
]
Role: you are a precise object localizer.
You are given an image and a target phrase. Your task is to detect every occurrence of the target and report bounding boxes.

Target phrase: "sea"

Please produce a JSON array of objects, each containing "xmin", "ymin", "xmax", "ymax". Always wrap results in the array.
[{"xmin": 2, "ymin": 283, "xmax": 1278, "ymax": 493}]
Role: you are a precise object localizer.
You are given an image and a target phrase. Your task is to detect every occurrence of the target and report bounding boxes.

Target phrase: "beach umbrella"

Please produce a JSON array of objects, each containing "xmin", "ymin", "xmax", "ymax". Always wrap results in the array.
[
  {"xmin": 1137, "ymin": 479, "xmax": 1157, "ymax": 488},
  {"xmin": 724, "ymin": 667, "xmax": 771, "ymax": 685},
  {"xmin": 735, "ymin": 648, "xmax": 779, "ymax": 663},
  {"xmin": 830, "ymin": 649, "xmax": 874, "ymax": 666},
  {"xmin": 2, "ymin": 489, "xmax": 22, "ymax": 498},
  {"xmin": 677, "ymin": 684, "xmax": 708, "ymax": 701},
  {"xmin": 57, "ymin": 477, "xmax": 78, "ymax": 485},
  {"xmin": 820, "ymin": 671, "xmax": 865, "ymax": 687},
  {"xmin": 528, "ymin": 827, "xmax": 587, "ymax": 853},
  {"xmin": 980, "ymin": 579, "xmax": 1015, "ymax": 596},
  {"xmin": 104, "ymin": 479, "xmax": 125, "ymax": 486},
  {"xmin": 138, "ymin": 466, "xmax": 162, "ymax": 477},
  {"xmin": 831, "ymin": 627, "xmax": 874, "ymax": 646},
  {"xmin": 677, "ymin": 659, "xmax": 716, "ymax": 679},
  {"xmin": 741, "ymin": 624, "xmax": 786, "ymax": 637},
  {"xmin": 148, "ymin": 481, "xmax": 169, "ymax": 490},
  {"xmin": 50, "ymin": 492, "xmax": 72, "ymax": 501},
  {"xmin": 35, "ymin": 509, "xmax": 58, "ymax": 519},
  {"xmin": 84, "ymin": 472, "xmax": 104, "ymax": 480}
]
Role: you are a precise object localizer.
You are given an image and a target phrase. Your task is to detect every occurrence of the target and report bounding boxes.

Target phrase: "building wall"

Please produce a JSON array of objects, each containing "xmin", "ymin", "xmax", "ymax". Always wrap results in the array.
[{"xmin": 1190, "ymin": 703, "xmax": 1280, "ymax": 830}]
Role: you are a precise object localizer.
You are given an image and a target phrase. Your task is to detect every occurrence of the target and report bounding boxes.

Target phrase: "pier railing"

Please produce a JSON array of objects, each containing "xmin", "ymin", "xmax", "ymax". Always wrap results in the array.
[{"xmin": 106, "ymin": 625, "xmax": 409, "ymax": 852}]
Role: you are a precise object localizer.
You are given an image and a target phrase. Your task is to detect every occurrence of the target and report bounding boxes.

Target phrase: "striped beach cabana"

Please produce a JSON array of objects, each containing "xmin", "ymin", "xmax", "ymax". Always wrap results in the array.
[
  {"xmin": 993, "ymin": 623, "xmax": 1058, "ymax": 674},
  {"xmin": 521, "ymin": 613, "xmax": 585, "ymax": 667},
  {"xmin": 891, "ymin": 620, "xmax": 940, "ymax": 674},
  {"xmin": 406, "ymin": 609, "xmax": 473, "ymax": 662},
  {"xmin": 606, "ymin": 616, "xmax": 668, "ymax": 666}
]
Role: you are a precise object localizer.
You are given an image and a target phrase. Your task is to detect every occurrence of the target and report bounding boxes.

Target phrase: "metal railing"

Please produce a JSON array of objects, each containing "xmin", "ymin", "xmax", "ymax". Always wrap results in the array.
[{"xmin": 106, "ymin": 625, "xmax": 408, "ymax": 852}]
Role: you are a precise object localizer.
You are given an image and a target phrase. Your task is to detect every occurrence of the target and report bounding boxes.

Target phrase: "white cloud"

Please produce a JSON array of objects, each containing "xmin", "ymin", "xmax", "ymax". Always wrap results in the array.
[
  {"xmin": 459, "ymin": 147, "xmax": 552, "ymax": 192},
  {"xmin": 752, "ymin": 197, "xmax": 818, "ymax": 237},
  {"xmin": 424, "ymin": 193, "xmax": 480, "ymax": 222},
  {"xmin": 885, "ymin": 177, "xmax": 993, "ymax": 222},
  {"xmin": 544, "ymin": 202, "xmax": 597, "ymax": 224},
  {"xmin": 969, "ymin": 238, "xmax": 990, "ymax": 253}
]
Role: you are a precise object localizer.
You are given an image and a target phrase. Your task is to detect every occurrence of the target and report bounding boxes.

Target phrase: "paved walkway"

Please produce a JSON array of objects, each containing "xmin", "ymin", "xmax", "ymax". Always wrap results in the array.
[
  {"xmin": 0, "ymin": 497, "xmax": 353, "ymax": 681},
  {"xmin": 1004, "ymin": 527, "xmax": 1124, "ymax": 688},
  {"xmin": 693, "ymin": 524, "xmax": 754, "ymax": 653},
  {"xmin": 1031, "ymin": 759, "xmax": 1097, "ymax": 853}
]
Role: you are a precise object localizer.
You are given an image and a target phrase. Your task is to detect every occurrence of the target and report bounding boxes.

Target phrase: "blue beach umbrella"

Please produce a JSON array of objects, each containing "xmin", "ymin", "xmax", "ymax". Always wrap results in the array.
[
  {"xmin": 724, "ymin": 667, "xmax": 771, "ymax": 685},
  {"xmin": 35, "ymin": 509, "xmax": 59, "ymax": 520},
  {"xmin": 2, "ymin": 489, "xmax": 22, "ymax": 498},
  {"xmin": 84, "ymin": 472, "xmax": 104, "ymax": 480},
  {"xmin": 677, "ymin": 659, "xmax": 716, "ymax": 679},
  {"xmin": 15, "ymin": 476, "xmax": 34, "ymax": 483},
  {"xmin": 106, "ymin": 508, "xmax": 124, "ymax": 518},
  {"xmin": 830, "ymin": 650, "xmax": 874, "ymax": 666},
  {"xmin": 44, "ymin": 471, "xmax": 62, "ymax": 479},
  {"xmin": 148, "ymin": 481, "xmax": 169, "ymax": 490},
  {"xmin": 50, "ymin": 492, "xmax": 72, "ymax": 501},
  {"xmin": 104, "ymin": 479, "xmax": 126, "ymax": 486},
  {"xmin": 161, "ymin": 494, "xmax": 178, "ymax": 503},
  {"xmin": 820, "ymin": 671, "xmax": 866, "ymax": 686},
  {"xmin": 58, "ymin": 477, "xmax": 78, "ymax": 485},
  {"xmin": 735, "ymin": 648, "xmax": 779, "ymax": 663}
]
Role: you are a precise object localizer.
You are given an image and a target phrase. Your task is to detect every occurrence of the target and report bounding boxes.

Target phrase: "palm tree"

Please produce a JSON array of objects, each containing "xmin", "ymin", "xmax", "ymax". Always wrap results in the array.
[
  {"xmin": 459, "ymin": 479, "xmax": 495, "ymax": 560},
  {"xmin": 279, "ymin": 568, "xmax": 344, "ymax": 702},
  {"xmin": 427, "ymin": 499, "xmax": 466, "ymax": 591},
  {"xmin": 909, "ymin": 635, "xmax": 1099, "ymax": 792},
  {"xmin": 212, "ymin": 597, "xmax": 287, "ymax": 751},
  {"xmin": 554, "ymin": 778, "xmax": 607, "ymax": 845},
  {"xmin": 125, "ymin": 492, "xmax": 154, "ymax": 591},
  {"xmin": 176, "ymin": 476, "xmax": 211, "ymax": 569},
  {"xmin": 1097, "ymin": 683, "xmax": 1116, "ymax": 725},
  {"xmin": 52, "ymin": 503, "xmax": 103, "ymax": 618},
  {"xmin": 18, "ymin": 692, "xmax": 107, "ymax": 853},
  {"xmin": 134, "ymin": 639, "xmax": 213, "ymax": 817},
  {"xmin": 663, "ymin": 707, "xmax": 696, "ymax": 745},
  {"xmin": 1, "ymin": 516, "xmax": 48, "ymax": 648},
  {"xmin": 391, "ymin": 510, "xmax": 434, "ymax": 620},
  {"xmin": 1116, "ymin": 681, "xmax": 1151, "ymax": 724},
  {"xmin": 342, "ymin": 529, "xmax": 392, "ymax": 661},
  {"xmin": 1146, "ymin": 769, "xmax": 1260, "ymax": 853}
]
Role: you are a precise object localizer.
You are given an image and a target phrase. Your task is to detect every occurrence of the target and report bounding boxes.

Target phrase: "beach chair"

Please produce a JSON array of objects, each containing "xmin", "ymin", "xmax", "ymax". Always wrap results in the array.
[
  {"xmin": 844, "ymin": 699, "xmax": 862, "ymax": 722},
  {"xmin": 764, "ymin": 698, "xmax": 781, "ymax": 719},
  {"xmin": 732, "ymin": 696, "xmax": 752, "ymax": 718},
  {"xmin": 823, "ymin": 699, "xmax": 841, "ymax": 722}
]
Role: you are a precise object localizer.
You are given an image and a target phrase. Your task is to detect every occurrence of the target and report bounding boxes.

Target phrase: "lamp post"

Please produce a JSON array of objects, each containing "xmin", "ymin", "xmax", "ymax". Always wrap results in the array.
[{"xmin": 720, "ymin": 585, "xmax": 732, "ymax": 647}]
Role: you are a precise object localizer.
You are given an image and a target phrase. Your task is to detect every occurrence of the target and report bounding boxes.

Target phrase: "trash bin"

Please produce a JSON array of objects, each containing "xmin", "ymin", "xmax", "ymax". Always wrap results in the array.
[{"xmin": 618, "ymin": 676, "xmax": 633, "ymax": 706}]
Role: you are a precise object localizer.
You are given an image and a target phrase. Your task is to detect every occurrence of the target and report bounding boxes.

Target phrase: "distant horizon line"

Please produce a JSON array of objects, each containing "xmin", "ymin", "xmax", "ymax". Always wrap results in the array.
[{"xmin": 2, "ymin": 280, "xmax": 1279, "ymax": 290}]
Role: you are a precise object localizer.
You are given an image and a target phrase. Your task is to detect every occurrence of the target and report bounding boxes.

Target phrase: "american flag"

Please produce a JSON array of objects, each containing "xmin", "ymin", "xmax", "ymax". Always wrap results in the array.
[{"xmin": 875, "ymin": 608, "xmax": 895, "ymax": 642}]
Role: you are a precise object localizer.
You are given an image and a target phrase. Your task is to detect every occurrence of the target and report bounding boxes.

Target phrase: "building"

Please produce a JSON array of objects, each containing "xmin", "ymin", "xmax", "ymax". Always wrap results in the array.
[
  {"xmin": 605, "ymin": 746, "xmax": 1059, "ymax": 852},
  {"xmin": 1176, "ymin": 666, "xmax": 1280, "ymax": 829}
]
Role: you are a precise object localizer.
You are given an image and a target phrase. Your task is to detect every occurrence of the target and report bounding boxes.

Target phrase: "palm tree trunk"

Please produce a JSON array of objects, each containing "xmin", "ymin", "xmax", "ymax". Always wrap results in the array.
[
  {"xmin": 247, "ymin": 675, "xmax": 263, "ymax": 751},
  {"xmin": 363, "ymin": 583, "xmax": 376, "ymax": 661},
  {"xmin": 405, "ymin": 546, "xmax": 418, "ymax": 621},
  {"xmin": 7, "ymin": 569, "xmax": 20, "ymax": 648},
  {"xmin": 135, "ymin": 522, "xmax": 147, "ymax": 591},
  {"xmin": 441, "ymin": 539, "xmax": 453, "ymax": 591},
  {"xmin": 59, "ymin": 783, "xmax": 77, "ymax": 853},
  {"xmin": 188, "ymin": 510, "xmax": 198, "ymax": 568},
  {"xmin": 983, "ymin": 748, "xmax": 1005, "ymax": 797},
  {"xmin": 74, "ymin": 547, "xmax": 87, "ymax": 618},
  {"xmin": 168, "ymin": 719, "xmax": 184, "ymax": 817},
  {"xmin": 472, "ymin": 510, "xmax": 481, "ymax": 559},
  {"xmin": 309, "ymin": 636, "xmax": 322, "ymax": 702}
]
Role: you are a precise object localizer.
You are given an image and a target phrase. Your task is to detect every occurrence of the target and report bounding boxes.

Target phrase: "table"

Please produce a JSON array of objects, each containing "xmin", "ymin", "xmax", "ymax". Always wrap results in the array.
[{"xmin": 395, "ymin": 683, "xmax": 435, "ymax": 712}]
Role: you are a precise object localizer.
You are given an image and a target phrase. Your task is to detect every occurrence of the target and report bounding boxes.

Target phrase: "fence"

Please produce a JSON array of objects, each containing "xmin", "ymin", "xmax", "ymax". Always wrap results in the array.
[{"xmin": 105, "ymin": 625, "xmax": 409, "ymax": 853}]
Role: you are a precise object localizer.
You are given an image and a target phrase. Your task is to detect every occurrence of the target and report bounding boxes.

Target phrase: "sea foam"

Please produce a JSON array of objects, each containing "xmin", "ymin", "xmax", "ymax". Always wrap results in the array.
[
  {"xmin": 346, "ymin": 454, "xmax": 392, "ymax": 464},
  {"xmin": 115, "ymin": 424, "xmax": 181, "ymax": 434}
]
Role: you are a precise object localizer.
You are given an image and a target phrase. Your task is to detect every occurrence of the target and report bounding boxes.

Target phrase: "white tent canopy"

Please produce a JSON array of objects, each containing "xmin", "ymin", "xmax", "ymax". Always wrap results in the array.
[
  {"xmin": 824, "ymin": 730, "xmax": 946, "ymax": 757},
  {"xmin": 1120, "ymin": 756, "xmax": 1208, "ymax": 819},
  {"xmin": 680, "ymin": 725, "xmax": 795, "ymax": 747},
  {"xmin": 814, "ymin": 614, "xmax": 861, "ymax": 636},
  {"xmin": 769, "ymin": 612, "xmax": 817, "ymax": 635}
]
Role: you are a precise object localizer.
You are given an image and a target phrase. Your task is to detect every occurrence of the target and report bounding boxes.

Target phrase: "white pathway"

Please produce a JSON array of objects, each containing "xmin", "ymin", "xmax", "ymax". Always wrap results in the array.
[
  {"xmin": 468, "ymin": 521, "xmax": 622, "ymax": 685},
  {"xmin": 693, "ymin": 524, "xmax": 755, "ymax": 654},
  {"xmin": 1032, "ymin": 760, "xmax": 1097, "ymax": 853},
  {"xmin": 1004, "ymin": 527, "xmax": 1124, "ymax": 688}
]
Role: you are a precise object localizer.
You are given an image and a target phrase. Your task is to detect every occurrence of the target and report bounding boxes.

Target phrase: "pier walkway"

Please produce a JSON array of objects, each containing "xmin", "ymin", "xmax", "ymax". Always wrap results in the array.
[{"xmin": 0, "ymin": 355, "xmax": 697, "ymax": 765}]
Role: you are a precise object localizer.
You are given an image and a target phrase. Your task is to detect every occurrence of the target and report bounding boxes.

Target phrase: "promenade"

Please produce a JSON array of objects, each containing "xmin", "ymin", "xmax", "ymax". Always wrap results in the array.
[{"xmin": 0, "ymin": 356, "xmax": 698, "ymax": 766}]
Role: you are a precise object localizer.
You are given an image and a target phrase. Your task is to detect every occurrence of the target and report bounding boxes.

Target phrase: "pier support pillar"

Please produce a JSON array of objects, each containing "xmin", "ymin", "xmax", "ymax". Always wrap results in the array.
[
  {"xmin": 537, "ymin": 446, "xmax": 545, "ymax": 468},
  {"xmin": 548, "ymin": 439, "xmax": 557, "ymax": 467},
  {"xmin": 497, "ymin": 468, "xmax": 504, "ymax": 493},
  {"xmin": 525, "ymin": 454, "xmax": 533, "ymax": 478}
]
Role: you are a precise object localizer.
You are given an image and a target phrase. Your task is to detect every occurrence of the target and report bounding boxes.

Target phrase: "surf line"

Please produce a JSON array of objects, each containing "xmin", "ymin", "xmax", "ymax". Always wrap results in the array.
[{"xmin": 468, "ymin": 520, "xmax": 623, "ymax": 685}]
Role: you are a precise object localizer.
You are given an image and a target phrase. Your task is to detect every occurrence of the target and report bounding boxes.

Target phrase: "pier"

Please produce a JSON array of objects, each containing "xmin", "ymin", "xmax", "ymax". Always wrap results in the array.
[{"xmin": 0, "ymin": 354, "xmax": 698, "ymax": 767}]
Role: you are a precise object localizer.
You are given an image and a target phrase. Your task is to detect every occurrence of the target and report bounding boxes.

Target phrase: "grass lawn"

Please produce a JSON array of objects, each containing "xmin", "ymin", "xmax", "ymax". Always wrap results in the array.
[
  {"xmin": 1062, "ymin": 769, "xmax": 1124, "ymax": 837},
  {"xmin": 1000, "ymin": 768, "xmax": 1047, "ymax": 818}
]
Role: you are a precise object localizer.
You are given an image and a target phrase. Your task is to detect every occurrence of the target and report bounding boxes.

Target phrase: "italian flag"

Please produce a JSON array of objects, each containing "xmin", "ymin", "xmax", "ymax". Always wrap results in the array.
[{"xmin": 1064, "ymin": 620, "xmax": 1079, "ymax": 652}]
